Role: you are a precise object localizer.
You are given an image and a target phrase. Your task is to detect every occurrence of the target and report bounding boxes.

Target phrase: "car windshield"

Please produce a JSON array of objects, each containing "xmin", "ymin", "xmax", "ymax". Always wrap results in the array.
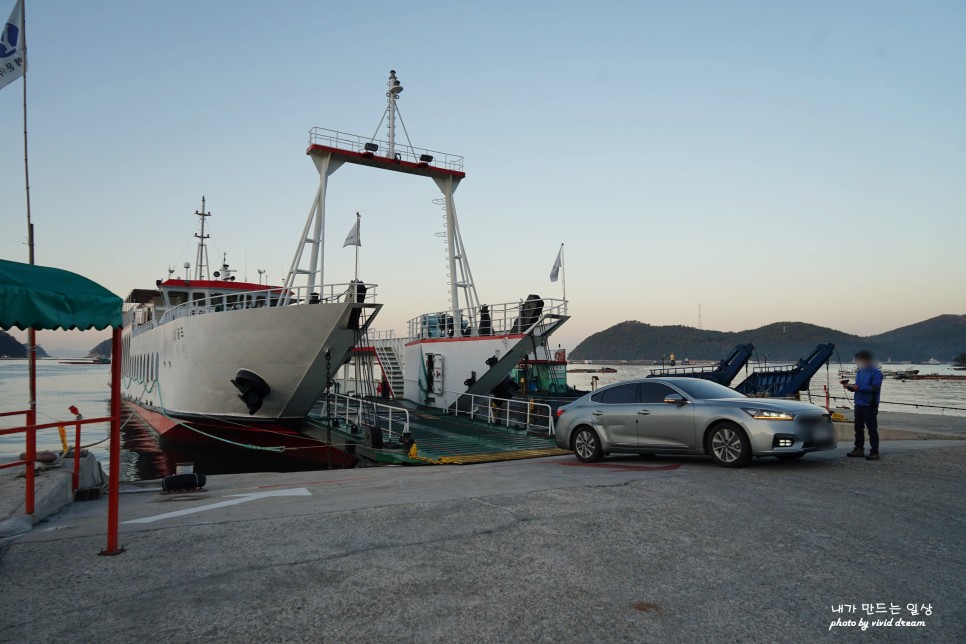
[{"xmin": 672, "ymin": 379, "xmax": 746, "ymax": 400}]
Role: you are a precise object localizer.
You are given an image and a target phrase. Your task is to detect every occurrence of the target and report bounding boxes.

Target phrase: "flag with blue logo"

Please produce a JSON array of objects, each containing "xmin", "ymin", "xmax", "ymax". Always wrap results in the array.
[{"xmin": 0, "ymin": 0, "xmax": 25, "ymax": 91}]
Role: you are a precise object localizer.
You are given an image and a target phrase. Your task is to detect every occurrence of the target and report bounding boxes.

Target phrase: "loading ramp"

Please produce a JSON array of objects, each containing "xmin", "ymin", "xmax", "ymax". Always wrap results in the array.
[
  {"xmin": 648, "ymin": 343, "xmax": 755, "ymax": 386},
  {"xmin": 734, "ymin": 343, "xmax": 836, "ymax": 397},
  {"xmin": 303, "ymin": 396, "xmax": 567, "ymax": 465}
]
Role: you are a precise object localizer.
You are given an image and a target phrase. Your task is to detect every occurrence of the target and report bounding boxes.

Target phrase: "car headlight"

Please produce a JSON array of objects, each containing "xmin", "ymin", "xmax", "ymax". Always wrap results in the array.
[{"xmin": 743, "ymin": 408, "xmax": 794, "ymax": 421}]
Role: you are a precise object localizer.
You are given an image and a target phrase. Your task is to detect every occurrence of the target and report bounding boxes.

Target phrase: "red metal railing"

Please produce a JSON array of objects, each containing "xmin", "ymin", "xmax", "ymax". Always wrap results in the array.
[
  {"xmin": 0, "ymin": 326, "xmax": 124, "ymax": 555},
  {"xmin": 0, "ymin": 414, "xmax": 112, "ymax": 507}
]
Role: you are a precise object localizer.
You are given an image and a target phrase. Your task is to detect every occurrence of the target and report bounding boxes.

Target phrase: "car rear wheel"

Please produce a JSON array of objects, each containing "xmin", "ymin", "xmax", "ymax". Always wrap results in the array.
[
  {"xmin": 572, "ymin": 426, "xmax": 603, "ymax": 463},
  {"xmin": 708, "ymin": 423, "xmax": 752, "ymax": 468},
  {"xmin": 775, "ymin": 453, "xmax": 805, "ymax": 461}
]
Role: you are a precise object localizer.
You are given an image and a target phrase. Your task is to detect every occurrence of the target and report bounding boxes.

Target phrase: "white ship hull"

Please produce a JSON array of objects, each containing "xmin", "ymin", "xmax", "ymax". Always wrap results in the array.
[{"xmin": 122, "ymin": 301, "xmax": 378, "ymax": 420}]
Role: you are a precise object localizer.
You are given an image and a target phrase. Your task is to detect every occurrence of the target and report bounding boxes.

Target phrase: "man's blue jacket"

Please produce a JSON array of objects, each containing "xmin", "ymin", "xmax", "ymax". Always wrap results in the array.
[{"xmin": 854, "ymin": 366, "xmax": 883, "ymax": 407}]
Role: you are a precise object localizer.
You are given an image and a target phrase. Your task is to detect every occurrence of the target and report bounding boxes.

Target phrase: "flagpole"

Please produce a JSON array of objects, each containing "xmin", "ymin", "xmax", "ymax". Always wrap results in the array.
[
  {"xmin": 354, "ymin": 212, "xmax": 360, "ymax": 281},
  {"xmin": 560, "ymin": 243, "xmax": 567, "ymax": 313},
  {"xmin": 19, "ymin": 0, "xmax": 36, "ymax": 429},
  {"xmin": 21, "ymin": 0, "xmax": 32, "ymax": 264}
]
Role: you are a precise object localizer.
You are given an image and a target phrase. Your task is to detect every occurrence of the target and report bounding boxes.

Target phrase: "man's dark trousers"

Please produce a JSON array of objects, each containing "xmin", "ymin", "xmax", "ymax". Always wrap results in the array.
[{"xmin": 854, "ymin": 405, "xmax": 879, "ymax": 453}]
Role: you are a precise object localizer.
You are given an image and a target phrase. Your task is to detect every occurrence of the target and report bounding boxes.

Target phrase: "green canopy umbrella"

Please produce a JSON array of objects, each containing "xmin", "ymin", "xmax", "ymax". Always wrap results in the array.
[
  {"xmin": 0, "ymin": 258, "xmax": 125, "ymax": 555},
  {"xmin": 0, "ymin": 258, "xmax": 121, "ymax": 331}
]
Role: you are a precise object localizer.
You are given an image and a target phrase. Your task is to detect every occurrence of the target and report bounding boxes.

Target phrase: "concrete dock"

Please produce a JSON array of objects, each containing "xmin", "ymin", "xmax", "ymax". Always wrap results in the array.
[
  {"xmin": 0, "ymin": 453, "xmax": 103, "ymax": 538},
  {"xmin": 2, "ymin": 439, "xmax": 964, "ymax": 642},
  {"xmin": 834, "ymin": 409, "xmax": 966, "ymax": 440}
]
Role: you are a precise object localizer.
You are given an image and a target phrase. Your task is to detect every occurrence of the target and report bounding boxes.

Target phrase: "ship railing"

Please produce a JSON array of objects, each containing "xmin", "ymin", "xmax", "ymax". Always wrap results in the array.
[
  {"xmin": 407, "ymin": 298, "xmax": 567, "ymax": 341},
  {"xmin": 308, "ymin": 127, "xmax": 464, "ymax": 173},
  {"xmin": 649, "ymin": 364, "xmax": 720, "ymax": 377},
  {"xmin": 156, "ymin": 283, "xmax": 378, "ymax": 326},
  {"xmin": 323, "ymin": 392, "xmax": 410, "ymax": 441},
  {"xmin": 448, "ymin": 391, "xmax": 554, "ymax": 435},
  {"xmin": 749, "ymin": 363, "xmax": 798, "ymax": 374},
  {"xmin": 365, "ymin": 329, "xmax": 398, "ymax": 343}
]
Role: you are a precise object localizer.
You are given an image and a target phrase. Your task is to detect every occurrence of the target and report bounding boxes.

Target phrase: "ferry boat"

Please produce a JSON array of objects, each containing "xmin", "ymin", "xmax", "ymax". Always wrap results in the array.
[
  {"xmin": 316, "ymin": 71, "xmax": 571, "ymax": 420},
  {"xmin": 121, "ymin": 198, "xmax": 380, "ymax": 465}
]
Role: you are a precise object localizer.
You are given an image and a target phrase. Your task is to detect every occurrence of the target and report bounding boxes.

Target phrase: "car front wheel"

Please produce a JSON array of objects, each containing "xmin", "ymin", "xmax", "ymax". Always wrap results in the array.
[
  {"xmin": 572, "ymin": 426, "xmax": 603, "ymax": 463},
  {"xmin": 708, "ymin": 423, "xmax": 752, "ymax": 468}
]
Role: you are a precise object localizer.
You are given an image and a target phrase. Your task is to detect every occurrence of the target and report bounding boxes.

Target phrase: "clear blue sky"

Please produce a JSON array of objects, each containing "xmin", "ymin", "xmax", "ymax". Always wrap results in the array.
[{"xmin": 2, "ymin": 0, "xmax": 964, "ymax": 354}]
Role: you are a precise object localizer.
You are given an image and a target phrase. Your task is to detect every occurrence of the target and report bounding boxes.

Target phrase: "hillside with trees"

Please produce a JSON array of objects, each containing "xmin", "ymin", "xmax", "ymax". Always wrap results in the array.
[
  {"xmin": 570, "ymin": 315, "xmax": 966, "ymax": 362},
  {"xmin": 0, "ymin": 330, "xmax": 50, "ymax": 359},
  {"xmin": 89, "ymin": 338, "xmax": 112, "ymax": 358}
]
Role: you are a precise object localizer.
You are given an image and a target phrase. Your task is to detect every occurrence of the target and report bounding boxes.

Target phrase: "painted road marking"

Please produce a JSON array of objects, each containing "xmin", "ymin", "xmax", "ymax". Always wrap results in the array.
[{"xmin": 123, "ymin": 488, "xmax": 312, "ymax": 525}]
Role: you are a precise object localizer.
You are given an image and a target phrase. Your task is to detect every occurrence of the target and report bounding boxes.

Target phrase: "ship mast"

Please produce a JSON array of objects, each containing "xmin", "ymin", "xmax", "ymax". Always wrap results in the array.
[
  {"xmin": 386, "ymin": 69, "xmax": 402, "ymax": 158},
  {"xmin": 194, "ymin": 196, "xmax": 211, "ymax": 280}
]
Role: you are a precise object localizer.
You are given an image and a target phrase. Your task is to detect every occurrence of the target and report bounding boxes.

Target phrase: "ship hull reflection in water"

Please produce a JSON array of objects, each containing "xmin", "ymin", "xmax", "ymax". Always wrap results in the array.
[{"xmin": 120, "ymin": 406, "xmax": 353, "ymax": 482}]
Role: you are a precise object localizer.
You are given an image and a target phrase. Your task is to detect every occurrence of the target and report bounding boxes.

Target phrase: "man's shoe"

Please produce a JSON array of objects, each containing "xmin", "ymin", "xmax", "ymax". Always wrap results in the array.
[
  {"xmin": 866, "ymin": 453, "xmax": 880, "ymax": 461},
  {"xmin": 846, "ymin": 448, "xmax": 865, "ymax": 458}
]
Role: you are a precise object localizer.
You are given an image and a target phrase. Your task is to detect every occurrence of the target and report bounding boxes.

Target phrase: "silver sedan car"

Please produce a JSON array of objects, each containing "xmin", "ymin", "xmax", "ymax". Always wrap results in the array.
[{"xmin": 554, "ymin": 377, "xmax": 836, "ymax": 467}]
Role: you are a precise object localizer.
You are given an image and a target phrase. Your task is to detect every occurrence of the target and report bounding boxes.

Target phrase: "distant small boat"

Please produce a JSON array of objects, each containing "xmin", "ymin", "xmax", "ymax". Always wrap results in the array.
[
  {"xmin": 58, "ymin": 358, "xmax": 109, "ymax": 365},
  {"xmin": 921, "ymin": 357, "xmax": 941, "ymax": 365},
  {"xmin": 568, "ymin": 367, "xmax": 617, "ymax": 374},
  {"xmin": 888, "ymin": 369, "xmax": 919, "ymax": 380}
]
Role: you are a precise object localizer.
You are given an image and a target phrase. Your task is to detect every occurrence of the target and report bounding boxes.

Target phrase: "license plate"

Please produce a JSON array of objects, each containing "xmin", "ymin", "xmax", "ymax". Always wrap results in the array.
[{"xmin": 812, "ymin": 426, "xmax": 833, "ymax": 441}]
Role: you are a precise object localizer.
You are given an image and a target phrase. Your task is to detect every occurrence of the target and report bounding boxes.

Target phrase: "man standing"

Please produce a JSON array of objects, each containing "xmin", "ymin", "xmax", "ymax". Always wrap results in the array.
[{"xmin": 845, "ymin": 350, "xmax": 883, "ymax": 461}]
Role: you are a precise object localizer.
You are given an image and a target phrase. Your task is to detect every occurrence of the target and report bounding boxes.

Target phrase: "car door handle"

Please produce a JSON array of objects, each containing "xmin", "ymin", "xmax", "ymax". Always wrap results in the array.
[
  {"xmin": 637, "ymin": 410, "xmax": 651, "ymax": 415},
  {"xmin": 591, "ymin": 411, "xmax": 604, "ymax": 416}
]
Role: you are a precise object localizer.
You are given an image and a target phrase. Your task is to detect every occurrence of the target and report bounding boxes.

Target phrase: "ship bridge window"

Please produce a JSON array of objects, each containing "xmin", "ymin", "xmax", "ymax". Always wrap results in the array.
[
  {"xmin": 210, "ymin": 292, "xmax": 225, "ymax": 311},
  {"xmin": 226, "ymin": 294, "xmax": 239, "ymax": 309},
  {"xmin": 167, "ymin": 291, "xmax": 188, "ymax": 306},
  {"xmin": 192, "ymin": 291, "xmax": 206, "ymax": 305}
]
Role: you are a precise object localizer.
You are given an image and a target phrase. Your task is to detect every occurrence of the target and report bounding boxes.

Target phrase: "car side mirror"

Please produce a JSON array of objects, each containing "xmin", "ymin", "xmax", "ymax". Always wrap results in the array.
[{"xmin": 663, "ymin": 393, "xmax": 688, "ymax": 405}]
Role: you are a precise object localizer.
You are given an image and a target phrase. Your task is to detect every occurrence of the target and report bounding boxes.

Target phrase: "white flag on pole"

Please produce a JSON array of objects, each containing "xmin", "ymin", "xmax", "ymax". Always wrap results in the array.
[
  {"xmin": 0, "ymin": 0, "xmax": 26, "ymax": 92},
  {"xmin": 549, "ymin": 246, "xmax": 563, "ymax": 282},
  {"xmin": 343, "ymin": 216, "xmax": 361, "ymax": 247}
]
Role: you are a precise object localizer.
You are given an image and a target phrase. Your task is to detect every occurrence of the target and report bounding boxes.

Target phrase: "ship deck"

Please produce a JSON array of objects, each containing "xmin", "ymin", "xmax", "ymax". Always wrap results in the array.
[{"xmin": 302, "ymin": 401, "xmax": 568, "ymax": 465}]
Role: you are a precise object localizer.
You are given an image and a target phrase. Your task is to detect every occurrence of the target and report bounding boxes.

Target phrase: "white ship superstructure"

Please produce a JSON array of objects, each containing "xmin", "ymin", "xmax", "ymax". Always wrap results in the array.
[
  {"xmin": 315, "ymin": 71, "xmax": 571, "ymax": 411},
  {"xmin": 122, "ymin": 198, "xmax": 380, "ymax": 423}
]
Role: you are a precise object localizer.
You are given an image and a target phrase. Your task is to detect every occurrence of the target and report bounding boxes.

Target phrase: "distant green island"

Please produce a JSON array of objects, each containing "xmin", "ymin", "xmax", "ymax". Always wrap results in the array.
[
  {"xmin": 89, "ymin": 338, "xmax": 112, "ymax": 358},
  {"xmin": 0, "ymin": 330, "xmax": 50, "ymax": 359},
  {"xmin": 570, "ymin": 314, "xmax": 966, "ymax": 363}
]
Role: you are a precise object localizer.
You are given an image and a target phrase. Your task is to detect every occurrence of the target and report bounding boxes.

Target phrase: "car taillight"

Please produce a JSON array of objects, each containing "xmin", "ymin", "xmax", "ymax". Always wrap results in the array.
[{"xmin": 556, "ymin": 408, "xmax": 567, "ymax": 418}]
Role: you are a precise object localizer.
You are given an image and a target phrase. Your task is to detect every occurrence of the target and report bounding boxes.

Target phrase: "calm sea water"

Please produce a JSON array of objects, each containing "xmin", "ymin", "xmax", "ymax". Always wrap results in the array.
[
  {"xmin": 566, "ymin": 362, "xmax": 966, "ymax": 417},
  {"xmin": 2, "ymin": 358, "xmax": 963, "ymax": 481}
]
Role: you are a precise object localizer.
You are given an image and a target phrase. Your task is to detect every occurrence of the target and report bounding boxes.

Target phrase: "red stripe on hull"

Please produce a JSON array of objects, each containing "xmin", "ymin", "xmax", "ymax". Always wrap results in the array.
[{"xmin": 125, "ymin": 402, "xmax": 357, "ymax": 468}]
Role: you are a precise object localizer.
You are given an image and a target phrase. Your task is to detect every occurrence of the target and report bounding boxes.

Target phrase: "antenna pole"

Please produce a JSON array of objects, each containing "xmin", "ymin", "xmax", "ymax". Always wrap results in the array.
[
  {"xmin": 194, "ymin": 196, "xmax": 211, "ymax": 280},
  {"xmin": 386, "ymin": 70, "xmax": 403, "ymax": 158}
]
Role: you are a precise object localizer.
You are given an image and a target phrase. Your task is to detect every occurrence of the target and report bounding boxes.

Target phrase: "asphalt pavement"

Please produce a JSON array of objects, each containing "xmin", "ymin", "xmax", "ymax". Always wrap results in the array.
[{"xmin": 1, "ymin": 441, "xmax": 964, "ymax": 643}]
